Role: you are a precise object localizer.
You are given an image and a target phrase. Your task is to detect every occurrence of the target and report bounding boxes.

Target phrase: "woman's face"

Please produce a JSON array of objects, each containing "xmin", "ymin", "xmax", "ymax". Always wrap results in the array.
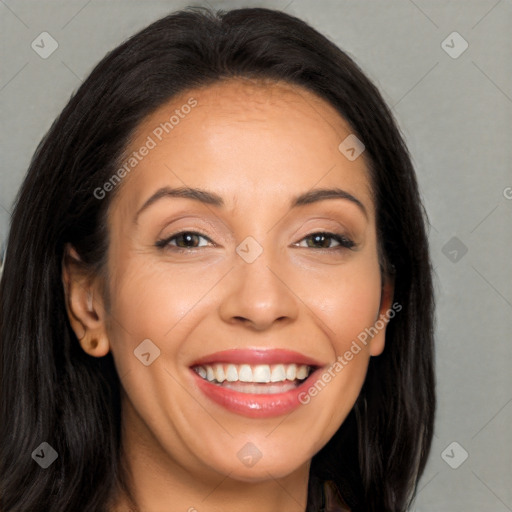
[{"xmin": 70, "ymin": 79, "xmax": 392, "ymax": 484}]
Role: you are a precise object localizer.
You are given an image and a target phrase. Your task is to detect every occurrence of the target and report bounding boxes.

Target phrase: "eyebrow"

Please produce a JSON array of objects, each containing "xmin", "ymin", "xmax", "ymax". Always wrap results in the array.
[
  {"xmin": 292, "ymin": 187, "xmax": 367, "ymax": 217},
  {"xmin": 134, "ymin": 185, "xmax": 367, "ymax": 223}
]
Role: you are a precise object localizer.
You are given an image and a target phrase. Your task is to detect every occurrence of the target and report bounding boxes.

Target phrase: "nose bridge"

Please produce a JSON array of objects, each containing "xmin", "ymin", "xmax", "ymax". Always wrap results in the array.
[{"xmin": 218, "ymin": 236, "xmax": 299, "ymax": 329}]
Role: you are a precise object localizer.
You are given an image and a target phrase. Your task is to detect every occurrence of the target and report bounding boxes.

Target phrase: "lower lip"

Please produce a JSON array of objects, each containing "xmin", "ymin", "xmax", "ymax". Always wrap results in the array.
[{"xmin": 190, "ymin": 368, "xmax": 322, "ymax": 418}]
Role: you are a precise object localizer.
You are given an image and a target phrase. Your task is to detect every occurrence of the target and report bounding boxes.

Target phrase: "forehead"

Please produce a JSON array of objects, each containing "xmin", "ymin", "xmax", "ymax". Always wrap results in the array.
[{"xmin": 110, "ymin": 78, "xmax": 374, "ymax": 222}]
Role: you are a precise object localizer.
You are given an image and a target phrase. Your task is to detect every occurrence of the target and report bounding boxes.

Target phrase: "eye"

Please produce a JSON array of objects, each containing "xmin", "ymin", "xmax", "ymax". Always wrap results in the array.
[
  {"xmin": 156, "ymin": 231, "xmax": 214, "ymax": 250},
  {"xmin": 295, "ymin": 231, "xmax": 355, "ymax": 250},
  {"xmin": 155, "ymin": 230, "xmax": 355, "ymax": 252}
]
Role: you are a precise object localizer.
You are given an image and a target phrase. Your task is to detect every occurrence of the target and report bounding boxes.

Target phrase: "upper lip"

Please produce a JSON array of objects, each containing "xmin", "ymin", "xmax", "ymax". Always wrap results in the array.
[{"xmin": 189, "ymin": 348, "xmax": 325, "ymax": 368}]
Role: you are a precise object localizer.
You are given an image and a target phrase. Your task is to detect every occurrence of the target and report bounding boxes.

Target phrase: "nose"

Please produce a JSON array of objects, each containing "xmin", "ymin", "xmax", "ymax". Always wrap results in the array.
[{"xmin": 218, "ymin": 248, "xmax": 299, "ymax": 331}]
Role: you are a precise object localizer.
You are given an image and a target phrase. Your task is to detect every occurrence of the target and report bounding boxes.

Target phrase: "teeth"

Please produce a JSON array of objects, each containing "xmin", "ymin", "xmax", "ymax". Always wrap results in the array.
[
  {"xmin": 270, "ymin": 364, "xmax": 286, "ymax": 382},
  {"xmin": 296, "ymin": 365, "xmax": 308, "ymax": 380},
  {"xmin": 194, "ymin": 363, "xmax": 311, "ymax": 384},
  {"xmin": 226, "ymin": 364, "xmax": 238, "ymax": 382},
  {"xmin": 214, "ymin": 364, "xmax": 226, "ymax": 383},
  {"xmin": 253, "ymin": 365, "xmax": 271, "ymax": 383},
  {"xmin": 286, "ymin": 365, "xmax": 296, "ymax": 381},
  {"xmin": 222, "ymin": 381, "xmax": 298, "ymax": 394},
  {"xmin": 238, "ymin": 364, "xmax": 252, "ymax": 382}
]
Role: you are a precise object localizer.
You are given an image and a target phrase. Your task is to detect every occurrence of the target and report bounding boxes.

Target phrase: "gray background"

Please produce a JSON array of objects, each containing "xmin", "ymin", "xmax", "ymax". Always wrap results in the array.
[{"xmin": 1, "ymin": 0, "xmax": 511, "ymax": 510}]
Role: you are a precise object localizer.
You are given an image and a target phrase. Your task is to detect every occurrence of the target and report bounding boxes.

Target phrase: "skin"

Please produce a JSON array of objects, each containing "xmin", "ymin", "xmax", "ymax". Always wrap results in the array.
[{"xmin": 62, "ymin": 78, "xmax": 393, "ymax": 512}]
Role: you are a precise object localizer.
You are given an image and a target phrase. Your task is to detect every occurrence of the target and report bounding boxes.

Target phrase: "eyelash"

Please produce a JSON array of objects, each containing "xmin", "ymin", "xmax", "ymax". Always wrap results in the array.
[{"xmin": 155, "ymin": 230, "xmax": 356, "ymax": 252}]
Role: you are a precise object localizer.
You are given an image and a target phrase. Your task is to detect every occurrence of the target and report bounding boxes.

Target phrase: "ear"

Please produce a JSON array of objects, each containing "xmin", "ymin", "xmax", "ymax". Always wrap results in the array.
[
  {"xmin": 369, "ymin": 272, "xmax": 395, "ymax": 357},
  {"xmin": 61, "ymin": 243, "xmax": 110, "ymax": 357}
]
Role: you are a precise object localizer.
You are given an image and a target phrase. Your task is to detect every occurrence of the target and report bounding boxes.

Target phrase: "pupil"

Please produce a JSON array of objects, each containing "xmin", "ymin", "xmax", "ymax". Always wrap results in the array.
[
  {"xmin": 312, "ymin": 234, "xmax": 328, "ymax": 248},
  {"xmin": 180, "ymin": 233, "xmax": 196, "ymax": 247}
]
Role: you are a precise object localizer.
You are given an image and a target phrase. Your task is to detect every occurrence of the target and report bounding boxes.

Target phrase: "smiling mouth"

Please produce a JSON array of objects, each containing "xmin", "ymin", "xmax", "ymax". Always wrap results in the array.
[{"xmin": 192, "ymin": 363, "xmax": 315, "ymax": 394}]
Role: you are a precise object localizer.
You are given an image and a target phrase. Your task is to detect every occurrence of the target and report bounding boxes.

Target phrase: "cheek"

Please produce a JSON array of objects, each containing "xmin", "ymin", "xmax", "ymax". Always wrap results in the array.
[
  {"xmin": 104, "ymin": 251, "xmax": 226, "ymax": 376},
  {"xmin": 108, "ymin": 250, "xmax": 214, "ymax": 332},
  {"xmin": 294, "ymin": 270, "xmax": 381, "ymax": 444},
  {"xmin": 331, "ymin": 277, "xmax": 382, "ymax": 351},
  {"xmin": 297, "ymin": 257, "xmax": 383, "ymax": 350},
  {"xmin": 292, "ymin": 255, "xmax": 382, "ymax": 412}
]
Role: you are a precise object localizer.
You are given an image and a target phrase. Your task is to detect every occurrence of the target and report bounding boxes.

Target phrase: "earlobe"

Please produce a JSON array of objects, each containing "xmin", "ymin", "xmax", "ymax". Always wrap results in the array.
[
  {"xmin": 80, "ymin": 335, "xmax": 110, "ymax": 357},
  {"xmin": 61, "ymin": 244, "xmax": 110, "ymax": 357}
]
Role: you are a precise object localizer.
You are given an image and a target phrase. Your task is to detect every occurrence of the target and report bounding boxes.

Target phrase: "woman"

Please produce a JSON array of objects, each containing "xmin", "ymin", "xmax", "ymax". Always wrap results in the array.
[{"xmin": 0, "ymin": 7, "xmax": 435, "ymax": 512}]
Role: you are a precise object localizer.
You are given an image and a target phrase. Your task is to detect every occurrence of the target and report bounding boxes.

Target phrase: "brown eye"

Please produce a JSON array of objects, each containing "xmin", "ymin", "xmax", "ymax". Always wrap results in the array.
[
  {"xmin": 297, "ymin": 232, "xmax": 355, "ymax": 250},
  {"xmin": 156, "ymin": 231, "xmax": 213, "ymax": 250}
]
